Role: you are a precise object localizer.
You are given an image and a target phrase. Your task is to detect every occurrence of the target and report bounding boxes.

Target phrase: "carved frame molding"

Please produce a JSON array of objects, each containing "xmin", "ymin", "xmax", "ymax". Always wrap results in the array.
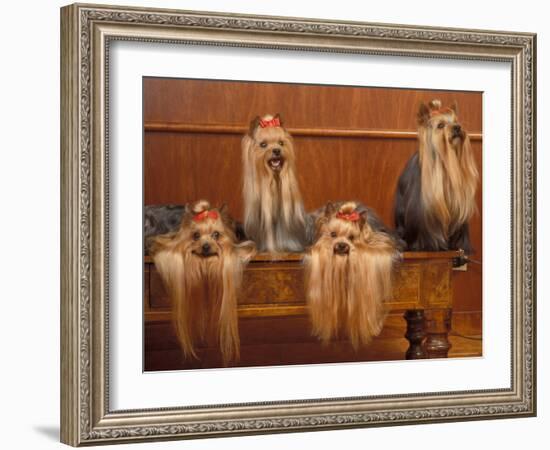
[{"xmin": 61, "ymin": 3, "xmax": 536, "ymax": 446}]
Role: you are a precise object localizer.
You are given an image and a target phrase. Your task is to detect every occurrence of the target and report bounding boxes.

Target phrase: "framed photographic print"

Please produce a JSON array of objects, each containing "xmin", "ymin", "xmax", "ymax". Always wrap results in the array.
[
  {"xmin": 141, "ymin": 77, "xmax": 483, "ymax": 371},
  {"xmin": 60, "ymin": 3, "xmax": 536, "ymax": 446}
]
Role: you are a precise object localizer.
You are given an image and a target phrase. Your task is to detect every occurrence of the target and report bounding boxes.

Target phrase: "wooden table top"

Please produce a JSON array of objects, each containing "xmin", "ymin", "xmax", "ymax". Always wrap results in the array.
[{"xmin": 143, "ymin": 250, "xmax": 462, "ymax": 264}]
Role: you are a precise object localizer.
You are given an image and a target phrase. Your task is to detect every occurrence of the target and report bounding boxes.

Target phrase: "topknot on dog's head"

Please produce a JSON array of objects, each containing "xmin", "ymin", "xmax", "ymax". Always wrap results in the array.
[
  {"xmin": 338, "ymin": 201, "xmax": 359, "ymax": 215},
  {"xmin": 189, "ymin": 199, "xmax": 232, "ymax": 223},
  {"xmin": 260, "ymin": 113, "xmax": 282, "ymax": 128},
  {"xmin": 183, "ymin": 199, "xmax": 238, "ymax": 240},
  {"xmin": 336, "ymin": 201, "xmax": 365, "ymax": 226},
  {"xmin": 182, "ymin": 200, "xmax": 217, "ymax": 225},
  {"xmin": 190, "ymin": 199, "xmax": 212, "ymax": 215},
  {"xmin": 322, "ymin": 201, "xmax": 360, "ymax": 219},
  {"xmin": 247, "ymin": 113, "xmax": 283, "ymax": 136},
  {"xmin": 418, "ymin": 99, "xmax": 459, "ymax": 125},
  {"xmin": 183, "ymin": 200, "xmax": 219, "ymax": 227},
  {"xmin": 428, "ymin": 99, "xmax": 442, "ymax": 111},
  {"xmin": 318, "ymin": 201, "xmax": 364, "ymax": 227},
  {"xmin": 327, "ymin": 201, "xmax": 370, "ymax": 232}
]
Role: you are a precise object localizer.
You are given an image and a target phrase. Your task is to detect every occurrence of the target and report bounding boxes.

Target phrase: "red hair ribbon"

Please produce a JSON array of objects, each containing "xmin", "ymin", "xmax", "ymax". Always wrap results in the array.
[
  {"xmin": 259, "ymin": 117, "xmax": 281, "ymax": 128},
  {"xmin": 193, "ymin": 210, "xmax": 219, "ymax": 222},
  {"xmin": 336, "ymin": 211, "xmax": 360, "ymax": 222}
]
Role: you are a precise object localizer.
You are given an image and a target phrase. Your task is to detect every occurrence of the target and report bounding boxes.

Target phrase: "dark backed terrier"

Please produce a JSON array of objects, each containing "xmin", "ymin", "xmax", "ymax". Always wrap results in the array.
[{"xmin": 394, "ymin": 100, "xmax": 479, "ymax": 253}]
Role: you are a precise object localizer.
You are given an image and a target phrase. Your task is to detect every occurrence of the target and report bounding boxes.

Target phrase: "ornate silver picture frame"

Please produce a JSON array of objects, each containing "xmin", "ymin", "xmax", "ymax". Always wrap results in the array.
[{"xmin": 60, "ymin": 3, "xmax": 536, "ymax": 446}]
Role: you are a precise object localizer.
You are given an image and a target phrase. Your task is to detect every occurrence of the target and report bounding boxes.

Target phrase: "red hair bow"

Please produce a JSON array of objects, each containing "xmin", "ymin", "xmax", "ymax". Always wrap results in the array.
[
  {"xmin": 336, "ymin": 211, "xmax": 360, "ymax": 222},
  {"xmin": 259, "ymin": 117, "xmax": 281, "ymax": 128},
  {"xmin": 193, "ymin": 210, "xmax": 219, "ymax": 222}
]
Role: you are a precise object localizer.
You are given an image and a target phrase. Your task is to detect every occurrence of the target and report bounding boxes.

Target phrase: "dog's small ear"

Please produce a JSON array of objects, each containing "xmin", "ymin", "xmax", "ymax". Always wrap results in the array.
[
  {"xmin": 235, "ymin": 240, "xmax": 256, "ymax": 263},
  {"xmin": 218, "ymin": 203, "xmax": 228, "ymax": 215},
  {"xmin": 218, "ymin": 203, "xmax": 235, "ymax": 230},
  {"xmin": 450, "ymin": 101, "xmax": 459, "ymax": 116},
  {"xmin": 417, "ymin": 102, "xmax": 430, "ymax": 125},
  {"xmin": 359, "ymin": 209, "xmax": 368, "ymax": 228},
  {"xmin": 248, "ymin": 116, "xmax": 261, "ymax": 136},
  {"xmin": 274, "ymin": 113, "xmax": 284, "ymax": 127},
  {"xmin": 358, "ymin": 210, "xmax": 377, "ymax": 241},
  {"xmin": 324, "ymin": 202, "xmax": 336, "ymax": 217},
  {"xmin": 314, "ymin": 215, "xmax": 329, "ymax": 238},
  {"xmin": 180, "ymin": 203, "xmax": 193, "ymax": 223}
]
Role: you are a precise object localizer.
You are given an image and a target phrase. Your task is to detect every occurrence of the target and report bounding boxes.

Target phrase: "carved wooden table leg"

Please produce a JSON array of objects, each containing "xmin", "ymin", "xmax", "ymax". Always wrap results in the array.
[
  {"xmin": 404, "ymin": 310, "xmax": 427, "ymax": 359},
  {"xmin": 424, "ymin": 308, "xmax": 452, "ymax": 358}
]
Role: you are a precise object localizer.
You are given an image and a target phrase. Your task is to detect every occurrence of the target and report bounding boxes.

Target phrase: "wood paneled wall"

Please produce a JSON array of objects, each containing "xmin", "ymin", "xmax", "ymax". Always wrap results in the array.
[{"xmin": 143, "ymin": 77, "xmax": 482, "ymax": 324}]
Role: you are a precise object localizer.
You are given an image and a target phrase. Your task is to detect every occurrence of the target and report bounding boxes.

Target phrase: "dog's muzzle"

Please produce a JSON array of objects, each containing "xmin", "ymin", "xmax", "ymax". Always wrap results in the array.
[
  {"xmin": 268, "ymin": 148, "xmax": 284, "ymax": 171},
  {"xmin": 195, "ymin": 242, "xmax": 217, "ymax": 257},
  {"xmin": 451, "ymin": 124, "xmax": 464, "ymax": 140},
  {"xmin": 333, "ymin": 242, "xmax": 350, "ymax": 255}
]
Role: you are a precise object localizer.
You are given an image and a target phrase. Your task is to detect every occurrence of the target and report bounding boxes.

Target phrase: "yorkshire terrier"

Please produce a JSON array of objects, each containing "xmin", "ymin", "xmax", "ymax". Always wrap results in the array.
[
  {"xmin": 149, "ymin": 200, "xmax": 256, "ymax": 365},
  {"xmin": 242, "ymin": 114, "xmax": 307, "ymax": 252},
  {"xmin": 304, "ymin": 201, "xmax": 402, "ymax": 349},
  {"xmin": 394, "ymin": 100, "xmax": 479, "ymax": 253}
]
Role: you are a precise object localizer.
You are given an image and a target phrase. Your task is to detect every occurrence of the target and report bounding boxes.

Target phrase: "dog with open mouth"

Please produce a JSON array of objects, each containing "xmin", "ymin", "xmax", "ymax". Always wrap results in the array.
[
  {"xmin": 242, "ymin": 114, "xmax": 307, "ymax": 252},
  {"xmin": 304, "ymin": 201, "xmax": 402, "ymax": 349},
  {"xmin": 394, "ymin": 100, "xmax": 479, "ymax": 254},
  {"xmin": 149, "ymin": 200, "xmax": 256, "ymax": 365}
]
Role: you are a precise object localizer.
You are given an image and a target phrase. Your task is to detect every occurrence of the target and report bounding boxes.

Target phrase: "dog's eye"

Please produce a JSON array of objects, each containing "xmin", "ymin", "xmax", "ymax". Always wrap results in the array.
[
  {"xmin": 211, "ymin": 231, "xmax": 220, "ymax": 240},
  {"xmin": 437, "ymin": 122, "xmax": 445, "ymax": 129},
  {"xmin": 279, "ymin": 141, "xmax": 284, "ymax": 146},
  {"xmin": 260, "ymin": 141, "xmax": 267, "ymax": 148},
  {"xmin": 348, "ymin": 235, "xmax": 355, "ymax": 241},
  {"xmin": 330, "ymin": 231, "xmax": 337, "ymax": 238},
  {"xmin": 192, "ymin": 231, "xmax": 201, "ymax": 241}
]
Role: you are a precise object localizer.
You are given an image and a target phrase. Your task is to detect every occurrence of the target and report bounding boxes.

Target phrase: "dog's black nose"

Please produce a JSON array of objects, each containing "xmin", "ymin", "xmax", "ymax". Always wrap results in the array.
[
  {"xmin": 272, "ymin": 148, "xmax": 281, "ymax": 156},
  {"xmin": 202, "ymin": 243, "xmax": 211, "ymax": 253},
  {"xmin": 334, "ymin": 242, "xmax": 350, "ymax": 254},
  {"xmin": 453, "ymin": 124, "xmax": 462, "ymax": 134}
]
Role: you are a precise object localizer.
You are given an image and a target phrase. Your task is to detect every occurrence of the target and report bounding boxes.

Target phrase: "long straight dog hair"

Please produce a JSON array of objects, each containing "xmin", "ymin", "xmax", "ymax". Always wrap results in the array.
[
  {"xmin": 150, "ymin": 200, "xmax": 255, "ymax": 365},
  {"xmin": 304, "ymin": 201, "xmax": 401, "ymax": 349},
  {"xmin": 394, "ymin": 100, "xmax": 479, "ymax": 252},
  {"xmin": 242, "ymin": 114, "xmax": 307, "ymax": 252}
]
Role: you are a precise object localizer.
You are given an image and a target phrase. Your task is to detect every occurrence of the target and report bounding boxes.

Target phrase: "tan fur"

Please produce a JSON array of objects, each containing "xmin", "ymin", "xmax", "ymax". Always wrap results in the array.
[
  {"xmin": 304, "ymin": 202, "xmax": 399, "ymax": 349},
  {"xmin": 150, "ymin": 200, "xmax": 255, "ymax": 365},
  {"xmin": 417, "ymin": 100, "xmax": 479, "ymax": 240},
  {"xmin": 242, "ymin": 114, "xmax": 306, "ymax": 252}
]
